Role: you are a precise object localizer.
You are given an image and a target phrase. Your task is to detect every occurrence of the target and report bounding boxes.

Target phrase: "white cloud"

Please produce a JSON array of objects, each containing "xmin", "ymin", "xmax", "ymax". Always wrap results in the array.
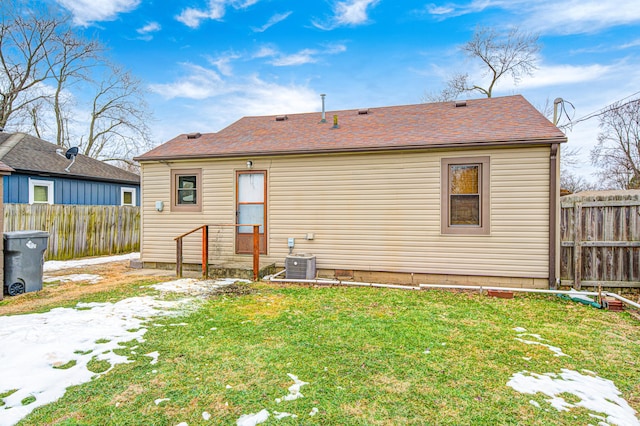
[
  {"xmin": 56, "ymin": 0, "xmax": 140, "ymax": 26},
  {"xmin": 264, "ymin": 44, "xmax": 347, "ymax": 67},
  {"xmin": 252, "ymin": 11, "xmax": 292, "ymax": 32},
  {"xmin": 175, "ymin": 0, "xmax": 260, "ymax": 29},
  {"xmin": 514, "ymin": 63, "xmax": 612, "ymax": 89},
  {"xmin": 137, "ymin": 22, "xmax": 161, "ymax": 34},
  {"xmin": 423, "ymin": 0, "xmax": 640, "ymax": 34},
  {"xmin": 271, "ymin": 49, "xmax": 318, "ymax": 66},
  {"xmin": 148, "ymin": 64, "xmax": 229, "ymax": 99},
  {"xmin": 313, "ymin": 0, "xmax": 380, "ymax": 30},
  {"xmin": 206, "ymin": 53, "xmax": 240, "ymax": 76},
  {"xmin": 524, "ymin": 0, "xmax": 640, "ymax": 34},
  {"xmin": 176, "ymin": 2, "xmax": 225, "ymax": 28},
  {"xmin": 253, "ymin": 45, "xmax": 278, "ymax": 59}
]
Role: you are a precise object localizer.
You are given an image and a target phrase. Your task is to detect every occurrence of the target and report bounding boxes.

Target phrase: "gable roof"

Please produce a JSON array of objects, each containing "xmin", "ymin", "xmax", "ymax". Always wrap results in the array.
[
  {"xmin": 136, "ymin": 95, "xmax": 567, "ymax": 162},
  {"xmin": 0, "ymin": 132, "xmax": 140, "ymax": 184}
]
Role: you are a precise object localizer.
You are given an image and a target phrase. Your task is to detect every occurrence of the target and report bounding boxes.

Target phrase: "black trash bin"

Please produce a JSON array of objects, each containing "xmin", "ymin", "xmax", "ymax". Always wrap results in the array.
[{"xmin": 3, "ymin": 230, "xmax": 49, "ymax": 296}]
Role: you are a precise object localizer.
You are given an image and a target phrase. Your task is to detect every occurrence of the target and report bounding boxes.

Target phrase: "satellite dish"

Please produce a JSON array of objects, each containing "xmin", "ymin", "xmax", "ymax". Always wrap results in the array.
[{"xmin": 65, "ymin": 146, "xmax": 79, "ymax": 160}]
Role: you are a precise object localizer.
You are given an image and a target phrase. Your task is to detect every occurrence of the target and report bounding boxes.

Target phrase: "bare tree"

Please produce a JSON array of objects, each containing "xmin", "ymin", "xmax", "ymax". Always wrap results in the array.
[
  {"xmin": 0, "ymin": 1, "xmax": 64, "ymax": 128},
  {"xmin": 82, "ymin": 65, "xmax": 152, "ymax": 162},
  {"xmin": 47, "ymin": 29, "xmax": 103, "ymax": 146},
  {"xmin": 590, "ymin": 98, "xmax": 640, "ymax": 189},
  {"xmin": 427, "ymin": 26, "xmax": 540, "ymax": 102}
]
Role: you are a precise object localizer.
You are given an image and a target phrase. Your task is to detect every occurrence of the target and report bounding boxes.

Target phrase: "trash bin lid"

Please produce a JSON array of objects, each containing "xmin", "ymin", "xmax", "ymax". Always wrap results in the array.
[{"xmin": 4, "ymin": 230, "xmax": 50, "ymax": 239}]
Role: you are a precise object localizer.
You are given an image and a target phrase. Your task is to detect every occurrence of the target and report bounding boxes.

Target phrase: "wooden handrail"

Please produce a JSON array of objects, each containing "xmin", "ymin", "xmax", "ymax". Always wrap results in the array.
[{"xmin": 175, "ymin": 224, "xmax": 261, "ymax": 281}]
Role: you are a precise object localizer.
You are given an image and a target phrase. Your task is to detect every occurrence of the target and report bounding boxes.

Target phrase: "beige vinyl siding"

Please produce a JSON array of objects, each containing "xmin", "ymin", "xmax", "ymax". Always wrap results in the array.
[{"xmin": 140, "ymin": 145, "xmax": 550, "ymax": 278}]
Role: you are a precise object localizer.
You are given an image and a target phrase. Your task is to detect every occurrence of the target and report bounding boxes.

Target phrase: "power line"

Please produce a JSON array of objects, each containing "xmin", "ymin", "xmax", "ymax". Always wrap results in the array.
[{"xmin": 561, "ymin": 90, "xmax": 640, "ymax": 129}]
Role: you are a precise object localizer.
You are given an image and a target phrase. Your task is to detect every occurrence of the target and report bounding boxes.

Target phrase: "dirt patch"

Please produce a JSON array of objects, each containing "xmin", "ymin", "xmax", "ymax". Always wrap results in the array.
[{"xmin": 1, "ymin": 261, "xmax": 176, "ymax": 316}]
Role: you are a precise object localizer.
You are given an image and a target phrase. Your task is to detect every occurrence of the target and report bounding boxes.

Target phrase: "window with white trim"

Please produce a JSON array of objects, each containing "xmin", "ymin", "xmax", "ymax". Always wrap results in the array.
[
  {"xmin": 121, "ymin": 187, "xmax": 136, "ymax": 206},
  {"xmin": 29, "ymin": 179, "xmax": 54, "ymax": 205}
]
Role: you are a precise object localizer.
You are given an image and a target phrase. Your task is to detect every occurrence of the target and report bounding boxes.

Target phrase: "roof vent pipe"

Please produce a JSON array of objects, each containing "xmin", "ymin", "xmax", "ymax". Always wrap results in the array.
[{"xmin": 320, "ymin": 94, "xmax": 326, "ymax": 123}]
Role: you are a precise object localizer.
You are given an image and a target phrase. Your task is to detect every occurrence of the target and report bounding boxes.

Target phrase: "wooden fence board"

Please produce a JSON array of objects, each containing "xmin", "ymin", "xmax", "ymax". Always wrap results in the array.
[
  {"xmin": 3, "ymin": 204, "xmax": 139, "ymax": 260},
  {"xmin": 560, "ymin": 192, "xmax": 640, "ymax": 289}
]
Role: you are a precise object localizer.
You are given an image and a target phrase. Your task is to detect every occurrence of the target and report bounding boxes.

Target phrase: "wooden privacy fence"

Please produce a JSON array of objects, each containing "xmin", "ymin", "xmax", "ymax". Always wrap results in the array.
[
  {"xmin": 560, "ymin": 191, "xmax": 640, "ymax": 289},
  {"xmin": 3, "ymin": 204, "xmax": 140, "ymax": 260}
]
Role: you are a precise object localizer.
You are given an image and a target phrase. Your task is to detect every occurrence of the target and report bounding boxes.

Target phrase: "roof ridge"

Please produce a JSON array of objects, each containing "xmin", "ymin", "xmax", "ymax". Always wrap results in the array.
[{"xmin": 0, "ymin": 132, "xmax": 26, "ymax": 160}]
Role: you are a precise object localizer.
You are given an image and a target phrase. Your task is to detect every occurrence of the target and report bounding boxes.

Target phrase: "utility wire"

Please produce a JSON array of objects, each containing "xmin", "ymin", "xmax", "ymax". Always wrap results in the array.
[{"xmin": 562, "ymin": 90, "xmax": 640, "ymax": 129}]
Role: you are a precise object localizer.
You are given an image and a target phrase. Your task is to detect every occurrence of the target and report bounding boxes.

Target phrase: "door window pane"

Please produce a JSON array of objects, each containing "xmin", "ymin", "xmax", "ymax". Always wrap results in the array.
[
  {"xmin": 238, "ymin": 204, "xmax": 264, "ymax": 233},
  {"xmin": 238, "ymin": 173, "xmax": 264, "ymax": 202}
]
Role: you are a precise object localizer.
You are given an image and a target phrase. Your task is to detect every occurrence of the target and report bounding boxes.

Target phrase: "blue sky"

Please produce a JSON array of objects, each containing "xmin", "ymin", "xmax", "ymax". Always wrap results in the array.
[{"xmin": 54, "ymin": 0, "xmax": 640, "ymax": 181}]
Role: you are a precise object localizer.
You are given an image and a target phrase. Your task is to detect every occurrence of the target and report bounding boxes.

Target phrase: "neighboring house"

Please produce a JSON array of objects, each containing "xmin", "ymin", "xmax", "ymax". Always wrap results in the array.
[
  {"xmin": 135, "ymin": 95, "xmax": 567, "ymax": 288},
  {"xmin": 0, "ymin": 132, "xmax": 140, "ymax": 206}
]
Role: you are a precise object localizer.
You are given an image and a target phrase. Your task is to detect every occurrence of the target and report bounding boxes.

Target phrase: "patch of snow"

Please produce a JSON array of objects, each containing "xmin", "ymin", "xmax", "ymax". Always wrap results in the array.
[
  {"xmin": 507, "ymin": 369, "xmax": 640, "ymax": 426},
  {"xmin": 43, "ymin": 274, "xmax": 103, "ymax": 284},
  {"xmin": 210, "ymin": 327, "xmax": 218, "ymax": 331},
  {"xmin": 202, "ymin": 411, "xmax": 211, "ymax": 420},
  {"xmin": 309, "ymin": 407, "xmax": 319, "ymax": 416},
  {"xmin": 523, "ymin": 357, "xmax": 532, "ymax": 361},
  {"xmin": 151, "ymin": 278, "xmax": 249, "ymax": 295},
  {"xmin": 176, "ymin": 423, "xmax": 188, "ymax": 426},
  {"xmin": 236, "ymin": 409, "xmax": 269, "ymax": 426},
  {"xmin": 226, "ymin": 385, "xmax": 233, "ymax": 389},
  {"xmin": 0, "ymin": 290, "xmax": 189, "ymax": 426},
  {"xmin": 273, "ymin": 411, "xmax": 297, "ymax": 419},
  {"xmin": 515, "ymin": 338, "xmax": 570, "ymax": 357},
  {"xmin": 43, "ymin": 253, "xmax": 139, "ymax": 272},
  {"xmin": 517, "ymin": 333, "xmax": 547, "ymax": 341},
  {"xmin": 424, "ymin": 348, "xmax": 430, "ymax": 354},
  {"xmin": 155, "ymin": 398, "xmax": 170, "ymax": 405},
  {"xmin": 513, "ymin": 327, "xmax": 527, "ymax": 332},
  {"xmin": 276, "ymin": 374, "xmax": 308, "ymax": 403},
  {"xmin": 530, "ymin": 400, "xmax": 541, "ymax": 408},
  {"xmin": 169, "ymin": 323, "xmax": 188, "ymax": 327},
  {"xmin": 145, "ymin": 351, "xmax": 159, "ymax": 365}
]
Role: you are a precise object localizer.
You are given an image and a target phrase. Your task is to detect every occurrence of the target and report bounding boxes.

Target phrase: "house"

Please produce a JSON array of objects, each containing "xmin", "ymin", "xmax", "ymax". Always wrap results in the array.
[
  {"xmin": 134, "ymin": 95, "xmax": 567, "ymax": 288},
  {"xmin": 0, "ymin": 132, "xmax": 140, "ymax": 206},
  {"xmin": 0, "ymin": 160, "xmax": 14, "ymax": 298}
]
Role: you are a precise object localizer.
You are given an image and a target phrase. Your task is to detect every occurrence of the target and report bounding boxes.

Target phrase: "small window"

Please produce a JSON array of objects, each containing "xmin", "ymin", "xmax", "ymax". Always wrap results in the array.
[
  {"xmin": 441, "ymin": 157, "xmax": 490, "ymax": 235},
  {"xmin": 29, "ymin": 179, "xmax": 54, "ymax": 205},
  {"xmin": 121, "ymin": 187, "xmax": 136, "ymax": 206},
  {"xmin": 170, "ymin": 169, "xmax": 202, "ymax": 212}
]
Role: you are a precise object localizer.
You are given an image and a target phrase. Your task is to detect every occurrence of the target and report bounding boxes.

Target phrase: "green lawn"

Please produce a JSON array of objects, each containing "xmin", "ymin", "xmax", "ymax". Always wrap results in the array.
[{"xmin": 11, "ymin": 282, "xmax": 640, "ymax": 425}]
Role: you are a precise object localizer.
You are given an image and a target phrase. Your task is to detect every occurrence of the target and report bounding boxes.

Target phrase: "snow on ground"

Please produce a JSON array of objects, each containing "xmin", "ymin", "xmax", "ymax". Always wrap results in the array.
[
  {"xmin": 43, "ymin": 274, "xmax": 103, "ymax": 284},
  {"xmin": 0, "ymin": 252, "xmax": 243, "ymax": 426},
  {"xmin": 507, "ymin": 369, "xmax": 640, "ymax": 426},
  {"xmin": 236, "ymin": 409, "xmax": 270, "ymax": 426},
  {"xmin": 275, "ymin": 374, "xmax": 309, "ymax": 403},
  {"xmin": 0, "ymin": 295, "xmax": 187, "ymax": 426},
  {"xmin": 43, "ymin": 253, "xmax": 140, "ymax": 272},
  {"xmin": 510, "ymin": 328, "xmax": 640, "ymax": 425},
  {"xmin": 150, "ymin": 278, "xmax": 250, "ymax": 295},
  {"xmin": 513, "ymin": 328, "xmax": 569, "ymax": 358}
]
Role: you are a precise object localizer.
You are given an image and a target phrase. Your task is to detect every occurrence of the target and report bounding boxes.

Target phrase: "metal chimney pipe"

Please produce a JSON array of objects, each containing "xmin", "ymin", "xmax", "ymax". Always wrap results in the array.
[{"xmin": 320, "ymin": 94, "xmax": 326, "ymax": 123}]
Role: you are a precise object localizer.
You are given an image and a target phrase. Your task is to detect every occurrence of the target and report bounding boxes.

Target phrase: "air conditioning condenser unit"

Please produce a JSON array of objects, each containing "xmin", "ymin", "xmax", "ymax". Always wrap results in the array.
[{"xmin": 285, "ymin": 254, "xmax": 316, "ymax": 280}]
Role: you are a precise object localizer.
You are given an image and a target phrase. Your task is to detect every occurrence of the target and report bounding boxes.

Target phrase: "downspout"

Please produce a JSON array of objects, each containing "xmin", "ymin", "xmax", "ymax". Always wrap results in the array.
[{"xmin": 549, "ymin": 143, "xmax": 559, "ymax": 289}]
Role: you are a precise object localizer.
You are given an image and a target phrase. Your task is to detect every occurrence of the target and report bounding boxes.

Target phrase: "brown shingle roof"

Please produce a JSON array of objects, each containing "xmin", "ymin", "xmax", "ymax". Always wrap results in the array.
[
  {"xmin": 136, "ymin": 95, "xmax": 567, "ymax": 161},
  {"xmin": 0, "ymin": 132, "xmax": 140, "ymax": 184}
]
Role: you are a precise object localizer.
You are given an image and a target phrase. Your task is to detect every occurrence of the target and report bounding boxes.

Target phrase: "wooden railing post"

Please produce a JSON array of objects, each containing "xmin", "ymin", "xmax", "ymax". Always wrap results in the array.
[
  {"xmin": 202, "ymin": 225, "xmax": 209, "ymax": 279},
  {"xmin": 253, "ymin": 225, "xmax": 259, "ymax": 281},
  {"xmin": 176, "ymin": 238, "xmax": 183, "ymax": 278}
]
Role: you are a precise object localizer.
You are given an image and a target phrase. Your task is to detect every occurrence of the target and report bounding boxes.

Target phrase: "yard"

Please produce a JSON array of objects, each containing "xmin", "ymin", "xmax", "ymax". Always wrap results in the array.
[{"xmin": 1, "ymin": 257, "xmax": 640, "ymax": 425}]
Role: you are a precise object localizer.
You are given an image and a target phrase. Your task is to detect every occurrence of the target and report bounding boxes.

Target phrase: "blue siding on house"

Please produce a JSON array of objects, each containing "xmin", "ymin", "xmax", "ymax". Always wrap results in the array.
[{"xmin": 3, "ymin": 173, "xmax": 140, "ymax": 206}]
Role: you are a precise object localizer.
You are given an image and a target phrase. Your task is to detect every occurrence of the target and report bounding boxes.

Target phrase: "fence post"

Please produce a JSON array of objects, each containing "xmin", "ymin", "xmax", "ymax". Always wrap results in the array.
[
  {"xmin": 572, "ymin": 202, "xmax": 582, "ymax": 289},
  {"xmin": 253, "ymin": 225, "xmax": 259, "ymax": 281}
]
